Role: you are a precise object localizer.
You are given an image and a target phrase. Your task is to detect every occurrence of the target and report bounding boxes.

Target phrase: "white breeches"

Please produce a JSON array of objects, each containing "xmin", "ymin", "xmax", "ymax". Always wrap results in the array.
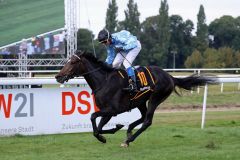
[{"xmin": 112, "ymin": 40, "xmax": 141, "ymax": 69}]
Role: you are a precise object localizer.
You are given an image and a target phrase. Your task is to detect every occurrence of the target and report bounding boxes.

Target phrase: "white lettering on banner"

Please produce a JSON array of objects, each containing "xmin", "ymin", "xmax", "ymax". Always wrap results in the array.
[{"xmin": 0, "ymin": 87, "xmax": 140, "ymax": 136}]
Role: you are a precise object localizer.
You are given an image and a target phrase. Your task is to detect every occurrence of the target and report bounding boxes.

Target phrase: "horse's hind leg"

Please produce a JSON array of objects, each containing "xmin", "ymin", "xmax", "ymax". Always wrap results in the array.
[
  {"xmin": 122, "ymin": 91, "xmax": 171, "ymax": 147},
  {"xmin": 98, "ymin": 116, "xmax": 124, "ymax": 134},
  {"xmin": 126, "ymin": 104, "xmax": 147, "ymax": 138}
]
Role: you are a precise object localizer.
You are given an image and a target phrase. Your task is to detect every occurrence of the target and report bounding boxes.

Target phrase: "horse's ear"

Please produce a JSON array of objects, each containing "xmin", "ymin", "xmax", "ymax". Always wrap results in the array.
[{"xmin": 75, "ymin": 50, "xmax": 85, "ymax": 56}]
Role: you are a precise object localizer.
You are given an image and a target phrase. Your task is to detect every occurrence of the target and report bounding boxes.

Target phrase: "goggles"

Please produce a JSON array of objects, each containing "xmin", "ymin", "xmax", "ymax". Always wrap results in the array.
[{"xmin": 99, "ymin": 39, "xmax": 108, "ymax": 44}]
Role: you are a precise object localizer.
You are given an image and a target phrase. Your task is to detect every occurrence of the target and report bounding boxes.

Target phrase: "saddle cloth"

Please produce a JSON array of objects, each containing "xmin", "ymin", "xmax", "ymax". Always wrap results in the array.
[{"xmin": 134, "ymin": 66, "xmax": 155, "ymax": 91}]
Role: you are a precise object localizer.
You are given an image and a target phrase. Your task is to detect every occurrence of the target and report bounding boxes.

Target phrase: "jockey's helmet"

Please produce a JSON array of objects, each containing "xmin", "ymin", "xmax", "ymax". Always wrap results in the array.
[{"xmin": 98, "ymin": 29, "xmax": 111, "ymax": 43}]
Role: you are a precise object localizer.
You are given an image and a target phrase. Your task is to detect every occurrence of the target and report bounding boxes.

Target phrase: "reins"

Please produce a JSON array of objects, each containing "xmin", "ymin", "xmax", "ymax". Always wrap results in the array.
[{"xmin": 80, "ymin": 67, "xmax": 101, "ymax": 76}]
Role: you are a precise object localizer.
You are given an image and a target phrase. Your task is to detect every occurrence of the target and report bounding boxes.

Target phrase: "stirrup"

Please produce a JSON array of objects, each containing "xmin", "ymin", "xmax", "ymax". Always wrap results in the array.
[
  {"xmin": 122, "ymin": 86, "xmax": 138, "ymax": 93},
  {"xmin": 123, "ymin": 81, "xmax": 138, "ymax": 93},
  {"xmin": 129, "ymin": 83, "xmax": 137, "ymax": 91}
]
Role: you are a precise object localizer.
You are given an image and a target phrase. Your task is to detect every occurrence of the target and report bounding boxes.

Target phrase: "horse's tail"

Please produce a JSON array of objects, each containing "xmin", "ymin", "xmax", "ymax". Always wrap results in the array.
[{"xmin": 172, "ymin": 74, "xmax": 217, "ymax": 95}]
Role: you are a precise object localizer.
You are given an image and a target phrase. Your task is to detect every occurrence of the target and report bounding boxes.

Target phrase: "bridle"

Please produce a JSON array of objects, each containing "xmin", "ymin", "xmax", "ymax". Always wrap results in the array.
[{"xmin": 72, "ymin": 54, "xmax": 101, "ymax": 77}]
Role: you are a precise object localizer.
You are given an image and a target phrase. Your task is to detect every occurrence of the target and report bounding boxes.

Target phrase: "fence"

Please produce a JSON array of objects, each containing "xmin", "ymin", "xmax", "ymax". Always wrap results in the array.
[
  {"xmin": 1, "ymin": 69, "xmax": 239, "ymax": 91},
  {"xmin": 0, "ymin": 78, "xmax": 140, "ymax": 136},
  {"xmin": 1, "ymin": 76, "xmax": 240, "ymax": 131}
]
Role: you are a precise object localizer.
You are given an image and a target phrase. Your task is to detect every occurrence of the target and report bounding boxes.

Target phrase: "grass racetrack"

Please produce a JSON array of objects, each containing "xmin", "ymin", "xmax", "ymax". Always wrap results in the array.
[
  {"xmin": 0, "ymin": 110, "xmax": 239, "ymax": 160},
  {"xmin": 0, "ymin": 1, "xmax": 239, "ymax": 159}
]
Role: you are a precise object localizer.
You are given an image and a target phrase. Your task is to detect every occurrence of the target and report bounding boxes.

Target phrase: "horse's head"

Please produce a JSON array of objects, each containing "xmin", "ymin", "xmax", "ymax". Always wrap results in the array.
[
  {"xmin": 56, "ymin": 50, "xmax": 115, "ymax": 84},
  {"xmin": 55, "ymin": 51, "xmax": 86, "ymax": 84}
]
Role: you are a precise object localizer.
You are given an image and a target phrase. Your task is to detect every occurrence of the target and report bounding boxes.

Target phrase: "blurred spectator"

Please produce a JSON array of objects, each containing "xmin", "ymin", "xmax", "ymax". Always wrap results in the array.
[
  {"xmin": 27, "ymin": 41, "xmax": 34, "ymax": 55},
  {"xmin": 59, "ymin": 31, "xmax": 65, "ymax": 51},
  {"xmin": 49, "ymin": 33, "xmax": 54, "ymax": 51},
  {"xmin": 44, "ymin": 35, "xmax": 50, "ymax": 53},
  {"xmin": 31, "ymin": 37, "xmax": 37, "ymax": 54},
  {"xmin": 53, "ymin": 34, "xmax": 60, "ymax": 48},
  {"xmin": 0, "ymin": 48, "xmax": 10, "ymax": 55},
  {"xmin": 1, "ymin": 30, "xmax": 66, "ymax": 56},
  {"xmin": 19, "ymin": 39, "xmax": 27, "ymax": 55},
  {"xmin": 39, "ymin": 36, "xmax": 45, "ymax": 53},
  {"xmin": 52, "ymin": 34, "xmax": 60, "ymax": 54},
  {"xmin": 35, "ymin": 37, "xmax": 41, "ymax": 54},
  {"xmin": 9, "ymin": 44, "xmax": 19, "ymax": 55}
]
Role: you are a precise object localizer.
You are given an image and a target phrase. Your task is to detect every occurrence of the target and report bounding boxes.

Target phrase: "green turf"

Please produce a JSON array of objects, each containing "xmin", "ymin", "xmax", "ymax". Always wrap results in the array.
[
  {"xmin": 0, "ymin": 0, "xmax": 64, "ymax": 46},
  {"xmin": 161, "ymin": 83, "xmax": 240, "ymax": 108},
  {"xmin": 0, "ymin": 110, "xmax": 239, "ymax": 160}
]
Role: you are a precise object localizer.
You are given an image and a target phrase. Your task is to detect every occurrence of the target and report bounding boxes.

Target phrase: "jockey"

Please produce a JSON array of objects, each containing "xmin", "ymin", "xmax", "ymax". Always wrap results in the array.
[{"xmin": 97, "ymin": 29, "xmax": 142, "ymax": 92}]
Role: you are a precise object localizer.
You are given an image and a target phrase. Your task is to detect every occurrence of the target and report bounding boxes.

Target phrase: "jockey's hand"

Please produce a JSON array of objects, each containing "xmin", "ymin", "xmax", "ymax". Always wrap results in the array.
[
  {"xmin": 104, "ymin": 62, "xmax": 112, "ymax": 68},
  {"xmin": 114, "ymin": 47, "xmax": 124, "ymax": 53}
]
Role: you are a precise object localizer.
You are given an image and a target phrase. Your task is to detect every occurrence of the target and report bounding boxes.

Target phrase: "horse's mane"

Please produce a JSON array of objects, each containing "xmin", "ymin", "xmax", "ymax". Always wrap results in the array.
[{"xmin": 75, "ymin": 51, "xmax": 116, "ymax": 72}]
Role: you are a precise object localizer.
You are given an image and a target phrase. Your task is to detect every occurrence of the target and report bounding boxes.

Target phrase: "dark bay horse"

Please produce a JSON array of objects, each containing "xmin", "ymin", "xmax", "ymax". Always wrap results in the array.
[{"xmin": 55, "ymin": 51, "xmax": 216, "ymax": 147}]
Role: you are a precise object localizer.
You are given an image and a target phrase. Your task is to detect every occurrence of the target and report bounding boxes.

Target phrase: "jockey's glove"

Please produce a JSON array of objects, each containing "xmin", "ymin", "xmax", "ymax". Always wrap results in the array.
[{"xmin": 104, "ymin": 62, "xmax": 113, "ymax": 68}]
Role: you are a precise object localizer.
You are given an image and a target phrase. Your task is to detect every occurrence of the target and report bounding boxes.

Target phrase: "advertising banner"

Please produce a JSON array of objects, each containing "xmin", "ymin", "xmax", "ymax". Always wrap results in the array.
[{"xmin": 0, "ymin": 87, "xmax": 140, "ymax": 136}]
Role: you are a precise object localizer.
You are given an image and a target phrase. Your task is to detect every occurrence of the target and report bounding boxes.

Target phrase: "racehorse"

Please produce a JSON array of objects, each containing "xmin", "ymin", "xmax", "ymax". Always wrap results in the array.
[{"xmin": 55, "ymin": 50, "xmax": 216, "ymax": 147}]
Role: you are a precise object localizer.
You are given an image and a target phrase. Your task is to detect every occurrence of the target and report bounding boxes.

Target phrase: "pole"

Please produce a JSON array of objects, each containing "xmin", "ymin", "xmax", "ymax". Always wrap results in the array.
[
  {"xmin": 197, "ymin": 69, "xmax": 200, "ymax": 94},
  {"xmin": 173, "ymin": 51, "xmax": 175, "ymax": 69},
  {"xmin": 201, "ymin": 84, "xmax": 208, "ymax": 129}
]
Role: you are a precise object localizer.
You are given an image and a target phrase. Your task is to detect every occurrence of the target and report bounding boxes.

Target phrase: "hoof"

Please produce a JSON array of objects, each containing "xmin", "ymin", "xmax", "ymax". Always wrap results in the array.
[
  {"xmin": 120, "ymin": 142, "xmax": 129, "ymax": 148},
  {"xmin": 97, "ymin": 134, "xmax": 106, "ymax": 143},
  {"xmin": 116, "ymin": 124, "xmax": 124, "ymax": 130}
]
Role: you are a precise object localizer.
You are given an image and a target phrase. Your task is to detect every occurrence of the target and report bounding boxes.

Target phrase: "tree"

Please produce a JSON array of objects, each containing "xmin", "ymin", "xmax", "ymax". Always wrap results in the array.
[
  {"xmin": 169, "ymin": 15, "xmax": 184, "ymax": 67},
  {"xmin": 183, "ymin": 20, "xmax": 194, "ymax": 49},
  {"xmin": 77, "ymin": 29, "xmax": 94, "ymax": 52},
  {"xmin": 138, "ymin": 15, "xmax": 160, "ymax": 65},
  {"xmin": 138, "ymin": 0, "xmax": 171, "ymax": 67},
  {"xmin": 168, "ymin": 15, "xmax": 194, "ymax": 68},
  {"xmin": 202, "ymin": 48, "xmax": 221, "ymax": 68},
  {"xmin": 184, "ymin": 50, "xmax": 203, "ymax": 68},
  {"xmin": 234, "ymin": 51, "xmax": 240, "ymax": 68},
  {"xmin": 194, "ymin": 4, "xmax": 208, "ymax": 53},
  {"xmin": 209, "ymin": 16, "xmax": 239, "ymax": 49},
  {"xmin": 119, "ymin": 0, "xmax": 141, "ymax": 36},
  {"xmin": 182, "ymin": 20, "xmax": 195, "ymax": 61},
  {"xmin": 156, "ymin": 0, "xmax": 170, "ymax": 67},
  {"xmin": 232, "ymin": 16, "xmax": 240, "ymax": 50},
  {"xmin": 218, "ymin": 47, "xmax": 234, "ymax": 68},
  {"xmin": 105, "ymin": 0, "xmax": 118, "ymax": 32}
]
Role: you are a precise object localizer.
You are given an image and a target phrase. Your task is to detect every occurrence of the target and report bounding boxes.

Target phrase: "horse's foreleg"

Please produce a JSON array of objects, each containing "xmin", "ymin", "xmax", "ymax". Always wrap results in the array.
[
  {"xmin": 98, "ymin": 116, "xmax": 124, "ymax": 134},
  {"xmin": 90, "ymin": 112, "xmax": 107, "ymax": 143},
  {"xmin": 91, "ymin": 111, "xmax": 120, "ymax": 143}
]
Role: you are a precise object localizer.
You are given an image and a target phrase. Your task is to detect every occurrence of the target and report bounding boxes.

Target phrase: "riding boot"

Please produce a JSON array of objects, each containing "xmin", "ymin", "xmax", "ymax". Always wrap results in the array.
[{"xmin": 123, "ymin": 67, "xmax": 138, "ymax": 93}]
